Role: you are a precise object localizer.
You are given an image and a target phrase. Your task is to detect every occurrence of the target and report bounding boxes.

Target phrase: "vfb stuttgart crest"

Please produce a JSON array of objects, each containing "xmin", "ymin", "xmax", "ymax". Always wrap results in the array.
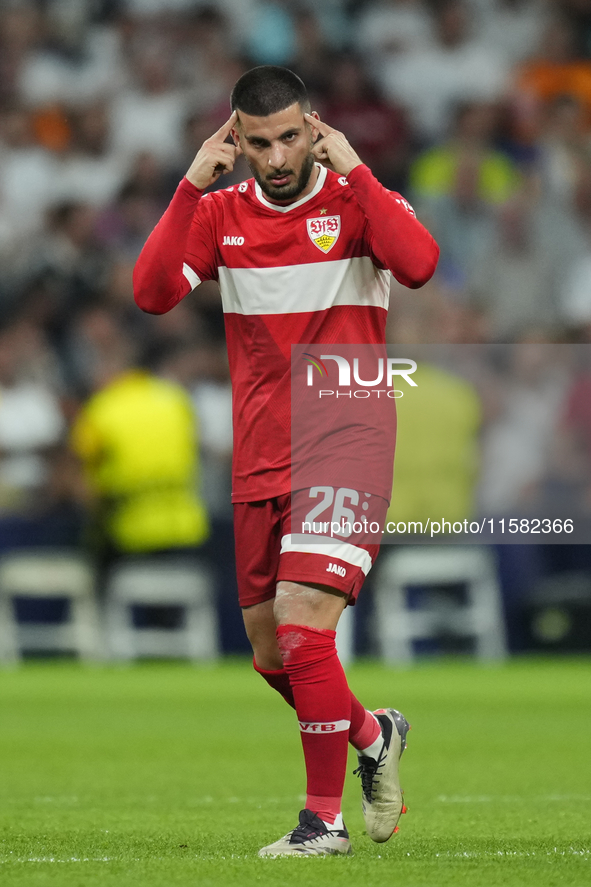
[{"xmin": 307, "ymin": 215, "xmax": 341, "ymax": 253}]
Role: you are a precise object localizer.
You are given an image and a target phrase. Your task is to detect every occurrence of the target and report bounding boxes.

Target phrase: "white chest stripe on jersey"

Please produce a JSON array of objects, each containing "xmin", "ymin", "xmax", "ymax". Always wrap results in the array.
[{"xmin": 218, "ymin": 256, "xmax": 390, "ymax": 316}]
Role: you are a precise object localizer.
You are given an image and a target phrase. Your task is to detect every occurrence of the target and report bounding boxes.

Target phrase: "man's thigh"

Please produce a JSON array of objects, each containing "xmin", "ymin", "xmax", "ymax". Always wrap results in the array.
[
  {"xmin": 234, "ymin": 498, "xmax": 282, "ymax": 608},
  {"xmin": 234, "ymin": 491, "xmax": 384, "ymax": 608},
  {"xmin": 279, "ymin": 487, "xmax": 388, "ymax": 604}
]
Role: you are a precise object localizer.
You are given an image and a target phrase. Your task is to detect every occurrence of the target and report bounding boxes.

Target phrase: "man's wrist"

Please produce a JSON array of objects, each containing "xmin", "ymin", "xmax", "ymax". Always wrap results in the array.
[
  {"xmin": 340, "ymin": 159, "xmax": 364, "ymax": 177},
  {"xmin": 182, "ymin": 175, "xmax": 206, "ymax": 196},
  {"xmin": 343, "ymin": 162, "xmax": 370, "ymax": 181}
]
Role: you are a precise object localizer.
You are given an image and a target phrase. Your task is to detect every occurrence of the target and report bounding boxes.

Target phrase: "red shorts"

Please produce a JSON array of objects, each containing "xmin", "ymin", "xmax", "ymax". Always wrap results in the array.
[{"xmin": 234, "ymin": 491, "xmax": 386, "ymax": 609}]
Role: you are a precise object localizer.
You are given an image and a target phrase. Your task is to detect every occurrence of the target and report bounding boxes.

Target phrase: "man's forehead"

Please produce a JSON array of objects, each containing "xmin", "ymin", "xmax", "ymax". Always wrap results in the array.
[{"xmin": 236, "ymin": 103, "xmax": 306, "ymax": 137}]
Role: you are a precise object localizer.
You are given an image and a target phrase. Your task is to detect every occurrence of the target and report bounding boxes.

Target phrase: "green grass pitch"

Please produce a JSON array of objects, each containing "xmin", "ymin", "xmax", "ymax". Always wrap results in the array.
[{"xmin": 1, "ymin": 658, "xmax": 589, "ymax": 887}]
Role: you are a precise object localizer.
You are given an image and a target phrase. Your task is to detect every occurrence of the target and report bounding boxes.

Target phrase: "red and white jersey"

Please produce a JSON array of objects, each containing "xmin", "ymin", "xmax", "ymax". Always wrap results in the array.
[{"xmin": 134, "ymin": 162, "xmax": 439, "ymax": 502}]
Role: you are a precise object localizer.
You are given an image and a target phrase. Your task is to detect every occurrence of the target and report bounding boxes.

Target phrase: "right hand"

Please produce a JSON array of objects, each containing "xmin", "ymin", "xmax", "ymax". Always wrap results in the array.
[{"xmin": 186, "ymin": 111, "xmax": 242, "ymax": 190}]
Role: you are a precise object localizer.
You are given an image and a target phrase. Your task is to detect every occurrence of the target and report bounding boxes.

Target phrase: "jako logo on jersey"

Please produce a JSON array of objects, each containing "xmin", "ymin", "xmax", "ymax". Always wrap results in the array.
[
  {"xmin": 299, "ymin": 720, "xmax": 351, "ymax": 733},
  {"xmin": 307, "ymin": 215, "xmax": 341, "ymax": 253},
  {"xmin": 223, "ymin": 235, "xmax": 244, "ymax": 245},
  {"xmin": 327, "ymin": 562, "xmax": 346, "ymax": 578}
]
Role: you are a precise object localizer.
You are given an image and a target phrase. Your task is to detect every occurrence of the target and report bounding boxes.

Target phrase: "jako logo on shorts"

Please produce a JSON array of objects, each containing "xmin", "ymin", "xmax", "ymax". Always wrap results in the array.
[{"xmin": 326, "ymin": 562, "xmax": 346, "ymax": 578}]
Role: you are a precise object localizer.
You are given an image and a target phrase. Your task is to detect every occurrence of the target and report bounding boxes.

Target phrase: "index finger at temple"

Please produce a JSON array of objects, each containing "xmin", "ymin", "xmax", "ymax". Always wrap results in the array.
[
  {"xmin": 304, "ymin": 113, "xmax": 334, "ymax": 136},
  {"xmin": 214, "ymin": 110, "xmax": 238, "ymax": 140}
]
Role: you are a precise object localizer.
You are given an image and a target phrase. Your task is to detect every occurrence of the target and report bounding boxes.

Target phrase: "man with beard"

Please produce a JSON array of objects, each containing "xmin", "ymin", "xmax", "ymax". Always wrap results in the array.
[{"xmin": 134, "ymin": 65, "xmax": 438, "ymax": 856}]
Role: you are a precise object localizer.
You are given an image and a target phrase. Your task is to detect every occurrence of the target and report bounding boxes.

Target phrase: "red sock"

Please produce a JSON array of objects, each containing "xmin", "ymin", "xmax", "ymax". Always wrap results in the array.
[
  {"xmin": 349, "ymin": 705, "xmax": 381, "ymax": 750},
  {"xmin": 276, "ymin": 623, "xmax": 350, "ymax": 825},
  {"xmin": 253, "ymin": 658, "xmax": 380, "ymax": 750}
]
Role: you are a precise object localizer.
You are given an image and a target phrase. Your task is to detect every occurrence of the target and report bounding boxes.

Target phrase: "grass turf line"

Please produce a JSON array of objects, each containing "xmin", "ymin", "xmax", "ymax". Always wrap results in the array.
[{"xmin": 0, "ymin": 658, "xmax": 589, "ymax": 886}]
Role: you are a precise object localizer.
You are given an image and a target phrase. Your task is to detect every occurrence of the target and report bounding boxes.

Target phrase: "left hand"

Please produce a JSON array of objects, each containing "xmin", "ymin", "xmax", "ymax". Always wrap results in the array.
[{"xmin": 304, "ymin": 113, "xmax": 363, "ymax": 177}]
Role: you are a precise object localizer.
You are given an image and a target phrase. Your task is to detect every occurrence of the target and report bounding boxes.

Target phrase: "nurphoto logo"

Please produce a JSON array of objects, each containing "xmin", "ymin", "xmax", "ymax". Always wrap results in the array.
[{"xmin": 303, "ymin": 353, "xmax": 418, "ymax": 398}]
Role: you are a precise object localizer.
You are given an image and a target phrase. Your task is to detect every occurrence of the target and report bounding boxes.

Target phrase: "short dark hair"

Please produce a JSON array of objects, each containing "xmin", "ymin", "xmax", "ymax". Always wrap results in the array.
[{"xmin": 230, "ymin": 66, "xmax": 310, "ymax": 117}]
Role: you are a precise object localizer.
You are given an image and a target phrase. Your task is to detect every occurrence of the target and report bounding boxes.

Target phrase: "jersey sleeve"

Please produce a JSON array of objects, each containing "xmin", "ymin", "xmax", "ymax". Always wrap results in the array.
[
  {"xmin": 346, "ymin": 164, "xmax": 439, "ymax": 289},
  {"xmin": 133, "ymin": 177, "xmax": 217, "ymax": 315}
]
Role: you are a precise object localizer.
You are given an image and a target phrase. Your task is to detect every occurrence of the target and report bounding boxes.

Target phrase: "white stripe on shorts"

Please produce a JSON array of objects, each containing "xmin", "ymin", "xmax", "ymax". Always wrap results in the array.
[
  {"xmin": 280, "ymin": 534, "xmax": 373, "ymax": 576},
  {"xmin": 299, "ymin": 719, "xmax": 351, "ymax": 733}
]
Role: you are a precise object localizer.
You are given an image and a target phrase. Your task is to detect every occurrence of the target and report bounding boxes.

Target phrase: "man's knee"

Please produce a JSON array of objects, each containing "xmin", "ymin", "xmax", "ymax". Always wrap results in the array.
[
  {"xmin": 253, "ymin": 642, "xmax": 283, "ymax": 671},
  {"xmin": 274, "ymin": 580, "xmax": 347, "ymax": 631},
  {"xmin": 242, "ymin": 599, "xmax": 283, "ymax": 670}
]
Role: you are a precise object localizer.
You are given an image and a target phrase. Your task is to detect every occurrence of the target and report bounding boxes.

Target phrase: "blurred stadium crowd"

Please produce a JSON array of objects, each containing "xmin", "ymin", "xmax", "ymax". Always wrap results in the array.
[{"xmin": 2, "ymin": 0, "xmax": 591, "ymax": 652}]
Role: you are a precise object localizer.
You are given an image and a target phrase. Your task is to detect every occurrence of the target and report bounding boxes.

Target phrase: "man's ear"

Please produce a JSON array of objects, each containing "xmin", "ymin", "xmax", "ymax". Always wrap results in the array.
[
  {"xmin": 231, "ymin": 127, "xmax": 240, "ymax": 147},
  {"xmin": 306, "ymin": 110, "xmax": 320, "ymax": 141}
]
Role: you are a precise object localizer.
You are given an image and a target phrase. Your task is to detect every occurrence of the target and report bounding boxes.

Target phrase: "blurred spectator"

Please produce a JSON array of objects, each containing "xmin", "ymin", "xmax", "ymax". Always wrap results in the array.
[
  {"xmin": 534, "ymin": 95, "xmax": 590, "ymax": 211},
  {"xmin": 174, "ymin": 6, "xmax": 239, "ymax": 110},
  {"xmin": 550, "ymin": 352, "xmax": 591, "ymax": 511},
  {"xmin": 95, "ymin": 176, "xmax": 167, "ymax": 258},
  {"xmin": 556, "ymin": 0, "xmax": 591, "ymax": 57},
  {"xmin": 12, "ymin": 201, "xmax": 111, "ymax": 332},
  {"xmin": 0, "ymin": 319, "xmax": 65, "ymax": 512},
  {"xmin": 109, "ymin": 38, "xmax": 189, "ymax": 164},
  {"xmin": 0, "ymin": 5, "xmax": 41, "ymax": 106},
  {"xmin": 245, "ymin": 1, "xmax": 297, "ymax": 65},
  {"xmin": 386, "ymin": 275, "xmax": 488, "ymax": 344},
  {"xmin": 63, "ymin": 303, "xmax": 143, "ymax": 396},
  {"xmin": 469, "ymin": 192, "xmax": 558, "ymax": 340},
  {"xmin": 411, "ymin": 101, "xmax": 520, "ymax": 283},
  {"xmin": 299, "ymin": 0, "xmax": 350, "ymax": 51},
  {"xmin": 356, "ymin": 0, "xmax": 434, "ymax": 66},
  {"xmin": 514, "ymin": 15, "xmax": 591, "ymax": 130},
  {"xmin": 290, "ymin": 9, "xmax": 336, "ymax": 97},
  {"xmin": 0, "ymin": 106, "xmax": 57, "ymax": 250},
  {"xmin": 387, "ymin": 359, "xmax": 481, "ymax": 527},
  {"xmin": 190, "ymin": 343, "xmax": 233, "ymax": 519},
  {"xmin": 559, "ymin": 253, "xmax": 591, "ymax": 331},
  {"xmin": 52, "ymin": 102, "xmax": 129, "ymax": 207},
  {"xmin": 555, "ymin": 165, "xmax": 591, "ymax": 328},
  {"xmin": 477, "ymin": 344, "xmax": 571, "ymax": 515},
  {"xmin": 411, "ymin": 102, "xmax": 519, "ymax": 204},
  {"xmin": 125, "ymin": 0, "xmax": 202, "ymax": 10},
  {"xmin": 70, "ymin": 337, "xmax": 209, "ymax": 566},
  {"xmin": 474, "ymin": 0, "xmax": 548, "ymax": 66},
  {"xmin": 156, "ymin": 338, "xmax": 233, "ymax": 518},
  {"xmin": 378, "ymin": 0, "xmax": 509, "ymax": 142},
  {"xmin": 318, "ymin": 54, "xmax": 410, "ymax": 190},
  {"xmin": 17, "ymin": 4, "xmax": 123, "ymax": 107}
]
